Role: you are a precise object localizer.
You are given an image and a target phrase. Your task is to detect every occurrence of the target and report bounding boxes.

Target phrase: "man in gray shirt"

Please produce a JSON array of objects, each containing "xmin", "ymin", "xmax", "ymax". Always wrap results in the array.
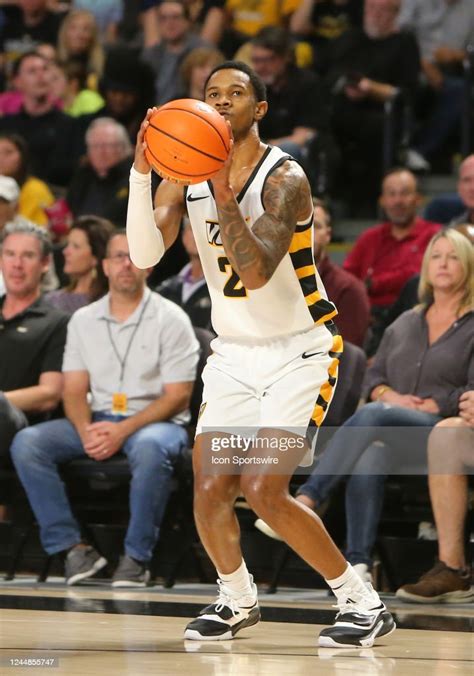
[
  {"xmin": 11, "ymin": 230, "xmax": 199, "ymax": 587},
  {"xmin": 141, "ymin": 0, "xmax": 209, "ymax": 104}
]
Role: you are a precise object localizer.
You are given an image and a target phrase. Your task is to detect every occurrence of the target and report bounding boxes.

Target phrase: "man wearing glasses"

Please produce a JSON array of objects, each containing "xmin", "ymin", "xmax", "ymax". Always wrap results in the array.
[{"xmin": 11, "ymin": 230, "xmax": 199, "ymax": 587}]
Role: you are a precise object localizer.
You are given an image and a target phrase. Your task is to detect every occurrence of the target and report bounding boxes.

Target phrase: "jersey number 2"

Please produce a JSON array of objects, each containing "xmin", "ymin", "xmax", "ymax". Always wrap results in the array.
[{"xmin": 217, "ymin": 256, "xmax": 247, "ymax": 297}]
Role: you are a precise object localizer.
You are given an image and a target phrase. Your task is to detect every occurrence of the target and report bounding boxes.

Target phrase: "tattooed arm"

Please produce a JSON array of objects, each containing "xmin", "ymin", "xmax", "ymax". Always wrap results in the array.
[{"xmin": 214, "ymin": 160, "xmax": 312, "ymax": 290}]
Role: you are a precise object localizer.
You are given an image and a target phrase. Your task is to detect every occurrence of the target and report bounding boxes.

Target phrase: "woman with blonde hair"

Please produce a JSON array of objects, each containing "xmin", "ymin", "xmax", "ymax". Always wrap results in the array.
[
  {"xmin": 257, "ymin": 228, "xmax": 474, "ymax": 583},
  {"xmin": 56, "ymin": 9, "xmax": 105, "ymax": 89},
  {"xmin": 178, "ymin": 46, "xmax": 225, "ymax": 99}
]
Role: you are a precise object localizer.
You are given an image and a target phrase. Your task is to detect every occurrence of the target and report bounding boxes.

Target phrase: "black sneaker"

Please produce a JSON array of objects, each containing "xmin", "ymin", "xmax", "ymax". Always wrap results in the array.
[
  {"xmin": 318, "ymin": 583, "xmax": 396, "ymax": 648},
  {"xmin": 65, "ymin": 545, "xmax": 107, "ymax": 586},
  {"xmin": 184, "ymin": 578, "xmax": 260, "ymax": 640},
  {"xmin": 111, "ymin": 555, "xmax": 151, "ymax": 588}
]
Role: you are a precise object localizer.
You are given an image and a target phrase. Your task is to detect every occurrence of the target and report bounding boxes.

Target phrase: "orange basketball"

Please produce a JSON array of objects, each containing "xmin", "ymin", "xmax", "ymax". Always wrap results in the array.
[{"xmin": 144, "ymin": 99, "xmax": 231, "ymax": 185}]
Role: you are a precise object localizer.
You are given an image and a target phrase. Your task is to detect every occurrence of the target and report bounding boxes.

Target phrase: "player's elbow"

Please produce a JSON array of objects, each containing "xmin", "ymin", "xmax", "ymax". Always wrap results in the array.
[{"xmin": 239, "ymin": 269, "xmax": 272, "ymax": 291}]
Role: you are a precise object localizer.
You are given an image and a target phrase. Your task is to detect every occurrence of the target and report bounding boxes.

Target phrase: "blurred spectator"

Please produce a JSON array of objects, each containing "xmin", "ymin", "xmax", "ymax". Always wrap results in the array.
[
  {"xmin": 323, "ymin": 0, "xmax": 421, "ymax": 211},
  {"xmin": 0, "ymin": 220, "xmax": 68, "ymax": 464},
  {"xmin": 44, "ymin": 215, "xmax": 114, "ymax": 313},
  {"xmin": 398, "ymin": 0, "xmax": 474, "ymax": 170},
  {"xmin": 156, "ymin": 216, "xmax": 212, "ymax": 331},
  {"xmin": 0, "ymin": 0, "xmax": 66, "ymax": 82},
  {"xmin": 0, "ymin": 133, "xmax": 54, "ymax": 227},
  {"xmin": 0, "ymin": 175, "xmax": 58, "ymax": 294},
  {"xmin": 49, "ymin": 59, "xmax": 105, "ymax": 116},
  {"xmin": 72, "ymin": 0, "xmax": 124, "ymax": 43},
  {"xmin": 343, "ymin": 168, "xmax": 441, "ymax": 354},
  {"xmin": 178, "ymin": 45, "xmax": 225, "ymax": 99},
  {"xmin": 259, "ymin": 229, "xmax": 473, "ymax": 582},
  {"xmin": 223, "ymin": 0, "xmax": 300, "ymax": 57},
  {"xmin": 396, "ymin": 392, "xmax": 474, "ymax": 603},
  {"xmin": 141, "ymin": 0, "xmax": 211, "ymax": 104},
  {"xmin": 0, "ymin": 47, "xmax": 63, "ymax": 115},
  {"xmin": 313, "ymin": 199, "xmax": 370, "ymax": 347},
  {"xmin": 451, "ymin": 154, "xmax": 474, "ymax": 226},
  {"xmin": 66, "ymin": 117, "xmax": 132, "ymax": 226},
  {"xmin": 250, "ymin": 26, "xmax": 328, "ymax": 168},
  {"xmin": 0, "ymin": 52, "xmax": 83, "ymax": 187},
  {"xmin": 290, "ymin": 0, "xmax": 362, "ymax": 71},
  {"xmin": 10, "ymin": 230, "xmax": 199, "ymax": 586},
  {"xmin": 142, "ymin": 0, "xmax": 225, "ymax": 49},
  {"xmin": 85, "ymin": 47, "xmax": 155, "ymax": 142},
  {"xmin": 56, "ymin": 9, "xmax": 105, "ymax": 89}
]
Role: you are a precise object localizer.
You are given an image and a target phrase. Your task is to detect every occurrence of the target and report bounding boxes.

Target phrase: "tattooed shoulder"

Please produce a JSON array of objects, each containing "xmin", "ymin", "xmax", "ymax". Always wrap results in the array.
[{"xmin": 262, "ymin": 160, "xmax": 312, "ymax": 226}]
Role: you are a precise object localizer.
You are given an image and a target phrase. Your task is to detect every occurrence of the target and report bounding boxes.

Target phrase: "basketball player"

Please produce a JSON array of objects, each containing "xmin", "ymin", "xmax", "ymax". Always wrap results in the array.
[{"xmin": 126, "ymin": 61, "xmax": 395, "ymax": 648}]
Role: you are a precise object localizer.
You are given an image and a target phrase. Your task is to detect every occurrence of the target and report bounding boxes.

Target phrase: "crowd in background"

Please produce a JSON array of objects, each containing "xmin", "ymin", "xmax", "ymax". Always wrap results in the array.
[{"xmin": 0, "ymin": 0, "xmax": 473, "ymax": 596}]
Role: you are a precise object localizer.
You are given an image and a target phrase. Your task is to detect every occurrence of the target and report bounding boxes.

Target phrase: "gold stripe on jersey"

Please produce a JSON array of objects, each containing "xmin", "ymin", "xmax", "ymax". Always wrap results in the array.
[
  {"xmin": 289, "ymin": 227, "xmax": 338, "ymax": 326},
  {"xmin": 308, "ymin": 334, "xmax": 342, "ymax": 427}
]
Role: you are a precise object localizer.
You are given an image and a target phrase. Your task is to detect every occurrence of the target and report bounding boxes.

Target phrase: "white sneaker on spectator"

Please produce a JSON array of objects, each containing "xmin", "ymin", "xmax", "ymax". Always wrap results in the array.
[
  {"xmin": 405, "ymin": 149, "xmax": 431, "ymax": 172},
  {"xmin": 254, "ymin": 518, "xmax": 283, "ymax": 541}
]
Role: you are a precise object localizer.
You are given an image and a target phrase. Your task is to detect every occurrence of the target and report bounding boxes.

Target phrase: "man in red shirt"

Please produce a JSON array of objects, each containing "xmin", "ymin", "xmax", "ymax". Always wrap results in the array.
[
  {"xmin": 313, "ymin": 199, "xmax": 370, "ymax": 348},
  {"xmin": 343, "ymin": 168, "xmax": 441, "ymax": 353}
]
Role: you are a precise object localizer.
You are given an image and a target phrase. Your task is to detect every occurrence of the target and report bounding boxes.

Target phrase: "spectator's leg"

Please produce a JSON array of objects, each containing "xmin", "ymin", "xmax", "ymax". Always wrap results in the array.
[
  {"xmin": 0, "ymin": 393, "xmax": 28, "ymax": 466},
  {"xmin": 10, "ymin": 419, "xmax": 86, "ymax": 554},
  {"xmin": 427, "ymin": 418, "xmax": 472, "ymax": 570},
  {"xmin": 415, "ymin": 77, "xmax": 464, "ymax": 159},
  {"xmin": 122, "ymin": 421, "xmax": 188, "ymax": 562},
  {"xmin": 344, "ymin": 442, "xmax": 391, "ymax": 568},
  {"xmin": 296, "ymin": 402, "xmax": 435, "ymax": 506}
]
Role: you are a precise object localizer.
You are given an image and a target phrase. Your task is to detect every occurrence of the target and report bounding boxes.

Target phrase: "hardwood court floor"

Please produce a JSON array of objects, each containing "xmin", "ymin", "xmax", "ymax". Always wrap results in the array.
[{"xmin": 1, "ymin": 579, "xmax": 473, "ymax": 675}]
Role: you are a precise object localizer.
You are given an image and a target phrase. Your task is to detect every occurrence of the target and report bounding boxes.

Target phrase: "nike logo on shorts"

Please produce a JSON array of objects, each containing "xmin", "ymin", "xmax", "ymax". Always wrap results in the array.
[
  {"xmin": 187, "ymin": 194, "xmax": 208, "ymax": 202},
  {"xmin": 301, "ymin": 351, "xmax": 324, "ymax": 359}
]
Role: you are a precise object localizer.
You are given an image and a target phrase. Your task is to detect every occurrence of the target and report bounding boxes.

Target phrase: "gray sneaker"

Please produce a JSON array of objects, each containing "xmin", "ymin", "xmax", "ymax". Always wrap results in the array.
[
  {"xmin": 65, "ymin": 545, "xmax": 107, "ymax": 586},
  {"xmin": 112, "ymin": 555, "xmax": 151, "ymax": 588}
]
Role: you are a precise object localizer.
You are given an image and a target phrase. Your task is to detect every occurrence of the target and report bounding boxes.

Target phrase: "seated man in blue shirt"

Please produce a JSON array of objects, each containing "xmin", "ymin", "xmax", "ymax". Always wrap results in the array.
[{"xmin": 11, "ymin": 230, "xmax": 199, "ymax": 586}]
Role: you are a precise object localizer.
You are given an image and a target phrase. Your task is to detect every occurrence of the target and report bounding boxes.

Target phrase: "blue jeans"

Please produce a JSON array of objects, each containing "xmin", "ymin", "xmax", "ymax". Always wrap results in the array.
[
  {"xmin": 10, "ymin": 413, "xmax": 188, "ymax": 561},
  {"xmin": 298, "ymin": 402, "xmax": 442, "ymax": 566}
]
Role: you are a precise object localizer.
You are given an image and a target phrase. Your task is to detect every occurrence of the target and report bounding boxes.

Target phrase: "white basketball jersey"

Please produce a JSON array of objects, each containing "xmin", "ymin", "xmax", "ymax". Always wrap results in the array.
[{"xmin": 185, "ymin": 145, "xmax": 337, "ymax": 339}]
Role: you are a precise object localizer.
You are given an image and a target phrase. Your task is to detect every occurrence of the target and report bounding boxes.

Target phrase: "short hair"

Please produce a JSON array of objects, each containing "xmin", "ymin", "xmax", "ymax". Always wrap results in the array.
[
  {"xmin": 85, "ymin": 117, "xmax": 133, "ymax": 155},
  {"xmin": 204, "ymin": 60, "xmax": 267, "ymax": 102},
  {"xmin": 382, "ymin": 166, "xmax": 418, "ymax": 186},
  {"xmin": 106, "ymin": 228, "xmax": 127, "ymax": 255},
  {"xmin": 12, "ymin": 51, "xmax": 47, "ymax": 78},
  {"xmin": 251, "ymin": 26, "xmax": 294, "ymax": 61},
  {"xmin": 418, "ymin": 228, "xmax": 474, "ymax": 313},
  {"xmin": 0, "ymin": 219, "xmax": 52, "ymax": 257},
  {"xmin": 158, "ymin": 0, "xmax": 190, "ymax": 21}
]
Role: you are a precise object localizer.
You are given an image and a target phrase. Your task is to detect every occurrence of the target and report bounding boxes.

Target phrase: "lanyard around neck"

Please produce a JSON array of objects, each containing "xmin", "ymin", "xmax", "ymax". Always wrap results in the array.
[{"xmin": 106, "ymin": 295, "xmax": 151, "ymax": 390}]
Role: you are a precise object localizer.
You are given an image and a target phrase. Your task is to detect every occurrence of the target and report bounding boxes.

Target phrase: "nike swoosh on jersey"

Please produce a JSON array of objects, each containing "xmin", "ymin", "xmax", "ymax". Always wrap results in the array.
[
  {"xmin": 187, "ymin": 194, "xmax": 208, "ymax": 202},
  {"xmin": 301, "ymin": 351, "xmax": 325, "ymax": 359}
]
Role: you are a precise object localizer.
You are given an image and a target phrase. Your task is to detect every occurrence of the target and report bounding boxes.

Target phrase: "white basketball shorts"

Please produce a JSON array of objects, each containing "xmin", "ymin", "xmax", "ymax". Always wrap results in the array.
[{"xmin": 196, "ymin": 321, "xmax": 342, "ymax": 465}]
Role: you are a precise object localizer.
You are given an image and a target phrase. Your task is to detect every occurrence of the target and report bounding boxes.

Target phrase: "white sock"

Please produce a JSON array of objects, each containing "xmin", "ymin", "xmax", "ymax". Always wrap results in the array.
[
  {"xmin": 326, "ymin": 563, "xmax": 377, "ymax": 603},
  {"xmin": 217, "ymin": 560, "xmax": 256, "ymax": 600}
]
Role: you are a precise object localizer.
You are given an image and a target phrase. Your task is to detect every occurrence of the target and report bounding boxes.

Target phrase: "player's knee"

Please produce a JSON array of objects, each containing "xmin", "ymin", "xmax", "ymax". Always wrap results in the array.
[
  {"xmin": 194, "ymin": 475, "xmax": 230, "ymax": 512},
  {"xmin": 241, "ymin": 475, "xmax": 284, "ymax": 514}
]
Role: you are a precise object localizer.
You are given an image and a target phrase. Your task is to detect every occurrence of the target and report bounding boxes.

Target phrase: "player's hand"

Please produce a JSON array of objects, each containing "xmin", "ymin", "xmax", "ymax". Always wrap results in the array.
[
  {"xmin": 210, "ymin": 121, "xmax": 234, "ymax": 196},
  {"xmin": 459, "ymin": 390, "xmax": 474, "ymax": 426},
  {"xmin": 134, "ymin": 107, "xmax": 157, "ymax": 175}
]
